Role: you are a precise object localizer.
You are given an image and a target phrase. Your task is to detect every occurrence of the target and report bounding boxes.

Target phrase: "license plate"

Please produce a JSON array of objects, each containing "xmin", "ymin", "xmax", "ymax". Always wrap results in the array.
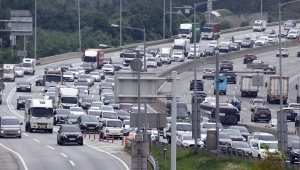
[
  {"xmin": 8, "ymin": 132, "xmax": 15, "ymax": 134},
  {"xmin": 69, "ymin": 138, "xmax": 75, "ymax": 140},
  {"xmin": 261, "ymin": 115, "xmax": 266, "ymax": 117},
  {"xmin": 112, "ymin": 133, "xmax": 118, "ymax": 135},
  {"xmin": 21, "ymin": 88, "xmax": 26, "ymax": 90},
  {"xmin": 88, "ymin": 127, "xmax": 94, "ymax": 129},
  {"xmin": 227, "ymin": 76, "xmax": 231, "ymax": 78},
  {"xmin": 40, "ymin": 126, "xmax": 45, "ymax": 128}
]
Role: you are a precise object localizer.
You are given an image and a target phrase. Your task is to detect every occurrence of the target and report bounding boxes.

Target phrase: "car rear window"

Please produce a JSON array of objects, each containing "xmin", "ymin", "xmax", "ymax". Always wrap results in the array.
[
  {"xmin": 257, "ymin": 108, "xmax": 270, "ymax": 112},
  {"xmin": 224, "ymin": 73, "xmax": 235, "ymax": 76},
  {"xmin": 222, "ymin": 61, "xmax": 231, "ymax": 63},
  {"xmin": 204, "ymin": 68, "xmax": 213, "ymax": 72}
]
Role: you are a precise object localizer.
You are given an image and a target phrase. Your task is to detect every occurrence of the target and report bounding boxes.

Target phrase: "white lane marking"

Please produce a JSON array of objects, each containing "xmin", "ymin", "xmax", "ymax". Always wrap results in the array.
[
  {"xmin": 93, "ymin": 90, "xmax": 95, "ymax": 93},
  {"xmin": 211, "ymin": 85, "xmax": 213, "ymax": 88},
  {"xmin": 235, "ymin": 86, "xmax": 237, "ymax": 89},
  {"xmin": 46, "ymin": 145, "xmax": 55, "ymax": 150},
  {"xmin": 0, "ymin": 143, "xmax": 29, "ymax": 170},
  {"xmin": 33, "ymin": 139, "xmax": 40, "ymax": 143},
  {"xmin": 209, "ymin": 90, "xmax": 211, "ymax": 93},
  {"xmin": 84, "ymin": 143, "xmax": 130, "ymax": 170},
  {"xmin": 233, "ymin": 91, "xmax": 235, "ymax": 94},
  {"xmin": 22, "ymin": 133, "xmax": 28, "ymax": 136},
  {"xmin": 69, "ymin": 160, "xmax": 75, "ymax": 166},
  {"xmin": 243, "ymin": 108, "xmax": 246, "ymax": 110},
  {"xmin": 60, "ymin": 153, "xmax": 68, "ymax": 157},
  {"xmin": 39, "ymin": 93, "xmax": 41, "ymax": 96},
  {"xmin": 92, "ymin": 95, "xmax": 94, "ymax": 98}
]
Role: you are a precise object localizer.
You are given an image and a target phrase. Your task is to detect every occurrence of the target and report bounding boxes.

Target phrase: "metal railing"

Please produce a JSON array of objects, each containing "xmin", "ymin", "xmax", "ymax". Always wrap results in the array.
[{"xmin": 148, "ymin": 154, "xmax": 159, "ymax": 170}]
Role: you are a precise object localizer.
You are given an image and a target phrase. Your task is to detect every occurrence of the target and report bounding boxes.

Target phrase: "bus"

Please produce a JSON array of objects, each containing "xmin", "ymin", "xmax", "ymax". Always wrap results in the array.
[{"xmin": 199, "ymin": 103, "xmax": 240, "ymax": 125}]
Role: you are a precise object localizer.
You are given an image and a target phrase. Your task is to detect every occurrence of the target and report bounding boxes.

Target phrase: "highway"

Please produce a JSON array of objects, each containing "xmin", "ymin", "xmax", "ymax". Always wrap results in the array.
[{"xmin": 0, "ymin": 24, "xmax": 296, "ymax": 169}]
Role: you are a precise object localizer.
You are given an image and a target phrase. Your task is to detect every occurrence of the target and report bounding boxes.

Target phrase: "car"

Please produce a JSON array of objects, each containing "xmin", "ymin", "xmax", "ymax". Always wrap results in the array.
[
  {"xmin": 103, "ymin": 94, "xmax": 114, "ymax": 105},
  {"xmin": 298, "ymin": 51, "xmax": 300, "ymax": 57},
  {"xmin": 255, "ymin": 37, "xmax": 268, "ymax": 46},
  {"xmin": 102, "ymin": 64, "xmax": 115, "ymax": 75},
  {"xmin": 65, "ymin": 114, "xmax": 80, "ymax": 124},
  {"xmin": 44, "ymin": 65, "xmax": 59, "ymax": 73},
  {"xmin": 260, "ymin": 33, "xmax": 269, "ymax": 39},
  {"xmin": 218, "ymin": 43, "xmax": 231, "ymax": 53},
  {"xmin": 77, "ymin": 114, "xmax": 100, "ymax": 133},
  {"xmin": 250, "ymin": 35, "xmax": 259, "ymax": 43},
  {"xmin": 111, "ymin": 61, "xmax": 123, "ymax": 71},
  {"xmin": 198, "ymin": 48, "xmax": 208, "ymax": 57},
  {"xmin": 229, "ymin": 43, "xmax": 240, "ymax": 51},
  {"xmin": 59, "ymin": 63, "xmax": 73, "ymax": 72},
  {"xmin": 263, "ymin": 64, "xmax": 276, "ymax": 74},
  {"xmin": 223, "ymin": 72, "xmax": 237, "ymax": 84},
  {"xmin": 250, "ymin": 141, "xmax": 278, "ymax": 159},
  {"xmin": 227, "ymin": 126, "xmax": 250, "ymax": 140},
  {"xmin": 284, "ymin": 20, "xmax": 296, "ymax": 27},
  {"xmin": 103, "ymin": 57, "xmax": 113, "ymax": 65},
  {"xmin": 99, "ymin": 119, "xmax": 124, "ymax": 139},
  {"xmin": 176, "ymin": 134, "xmax": 203, "ymax": 147},
  {"xmin": 248, "ymin": 132, "xmax": 276, "ymax": 145},
  {"xmin": 287, "ymin": 140, "xmax": 300, "ymax": 164},
  {"xmin": 80, "ymin": 97, "xmax": 95, "ymax": 110},
  {"xmin": 147, "ymin": 47, "xmax": 160, "ymax": 57},
  {"xmin": 188, "ymin": 47, "xmax": 200, "ymax": 59},
  {"xmin": 243, "ymin": 54, "xmax": 257, "ymax": 64},
  {"xmin": 99, "ymin": 105, "xmax": 115, "ymax": 113},
  {"xmin": 99, "ymin": 89, "xmax": 113, "ymax": 101},
  {"xmin": 67, "ymin": 68, "xmax": 80, "ymax": 78},
  {"xmin": 109, "ymin": 99, "xmax": 120, "ymax": 110},
  {"xmin": 234, "ymin": 37, "xmax": 243, "ymax": 45},
  {"xmin": 135, "ymin": 45, "xmax": 147, "ymax": 56},
  {"xmin": 69, "ymin": 107, "xmax": 85, "ymax": 115},
  {"xmin": 191, "ymin": 91, "xmax": 207, "ymax": 103},
  {"xmin": 283, "ymin": 108, "xmax": 297, "ymax": 122},
  {"xmin": 98, "ymin": 82, "xmax": 114, "ymax": 95},
  {"xmin": 227, "ymin": 98, "xmax": 241, "ymax": 111},
  {"xmin": 276, "ymin": 48, "xmax": 289, "ymax": 57},
  {"xmin": 280, "ymin": 30, "xmax": 289, "ymax": 37},
  {"xmin": 263, "ymin": 29, "xmax": 276, "ymax": 35},
  {"xmin": 74, "ymin": 79, "xmax": 89, "ymax": 87},
  {"xmin": 205, "ymin": 47, "xmax": 216, "ymax": 56},
  {"xmin": 89, "ymin": 72, "xmax": 101, "ymax": 82},
  {"xmin": 129, "ymin": 107, "xmax": 145, "ymax": 114},
  {"xmin": 78, "ymin": 74, "xmax": 94, "ymax": 86},
  {"xmin": 207, "ymin": 41, "xmax": 218, "ymax": 49},
  {"xmin": 63, "ymin": 71, "xmax": 75, "ymax": 82},
  {"xmin": 81, "ymin": 62, "xmax": 95, "ymax": 73},
  {"xmin": 120, "ymin": 67, "xmax": 132, "ymax": 72},
  {"xmin": 223, "ymin": 129, "xmax": 246, "ymax": 141},
  {"xmin": 120, "ymin": 49, "xmax": 135, "ymax": 58},
  {"xmin": 54, "ymin": 109, "xmax": 71, "ymax": 125},
  {"xmin": 57, "ymin": 124, "xmax": 83, "ymax": 146},
  {"xmin": 267, "ymin": 34, "xmax": 278, "ymax": 44},
  {"xmin": 87, "ymin": 109, "xmax": 101, "ymax": 120},
  {"xmin": 189, "ymin": 79, "xmax": 204, "ymax": 91},
  {"xmin": 220, "ymin": 39, "xmax": 232, "ymax": 45},
  {"xmin": 250, "ymin": 99, "xmax": 265, "ymax": 111},
  {"xmin": 218, "ymin": 132, "xmax": 232, "ymax": 146},
  {"xmin": 221, "ymin": 141, "xmax": 251, "ymax": 156},
  {"xmin": 0, "ymin": 116, "xmax": 22, "ymax": 138},
  {"xmin": 122, "ymin": 120, "xmax": 132, "ymax": 136},
  {"xmin": 241, "ymin": 37, "xmax": 254, "ymax": 48},
  {"xmin": 220, "ymin": 60, "xmax": 233, "ymax": 70},
  {"xmin": 146, "ymin": 57, "xmax": 157, "ymax": 68},
  {"xmin": 251, "ymin": 106, "xmax": 271, "ymax": 122},
  {"xmin": 16, "ymin": 81, "xmax": 32, "ymax": 92},
  {"xmin": 90, "ymin": 101, "xmax": 104, "ymax": 110},
  {"xmin": 16, "ymin": 95, "xmax": 32, "ymax": 110},
  {"xmin": 287, "ymin": 29, "xmax": 300, "ymax": 39},
  {"xmin": 116, "ymin": 110, "xmax": 130, "ymax": 120},
  {"xmin": 15, "ymin": 67, "xmax": 24, "ymax": 77},
  {"xmin": 120, "ymin": 103, "xmax": 133, "ymax": 112},
  {"xmin": 76, "ymin": 86, "xmax": 89, "ymax": 94},
  {"xmin": 202, "ymin": 68, "xmax": 215, "ymax": 79},
  {"xmin": 172, "ymin": 51, "xmax": 185, "ymax": 62},
  {"xmin": 93, "ymin": 70, "xmax": 105, "ymax": 80},
  {"xmin": 35, "ymin": 74, "xmax": 45, "ymax": 86},
  {"xmin": 201, "ymin": 96, "xmax": 216, "ymax": 105},
  {"xmin": 99, "ymin": 111, "xmax": 118, "ymax": 122},
  {"xmin": 265, "ymin": 119, "xmax": 277, "ymax": 128},
  {"xmin": 44, "ymin": 92, "xmax": 55, "ymax": 100},
  {"xmin": 202, "ymin": 122, "xmax": 224, "ymax": 131}
]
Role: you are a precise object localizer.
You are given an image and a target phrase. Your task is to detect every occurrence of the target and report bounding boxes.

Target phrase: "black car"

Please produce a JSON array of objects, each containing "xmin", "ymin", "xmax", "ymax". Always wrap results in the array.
[
  {"xmin": 88, "ymin": 110, "xmax": 101, "ymax": 118},
  {"xmin": 54, "ymin": 109, "xmax": 71, "ymax": 125},
  {"xmin": 109, "ymin": 99, "xmax": 120, "ymax": 110},
  {"xmin": 223, "ymin": 72, "xmax": 237, "ymax": 84},
  {"xmin": 220, "ymin": 60, "xmax": 233, "ymax": 70},
  {"xmin": 229, "ymin": 43, "xmax": 240, "ymax": 51},
  {"xmin": 65, "ymin": 114, "xmax": 80, "ymax": 124},
  {"xmin": 251, "ymin": 107, "xmax": 271, "ymax": 122},
  {"xmin": 243, "ymin": 54, "xmax": 257, "ymax": 64},
  {"xmin": 16, "ymin": 81, "xmax": 32, "ymax": 92},
  {"xmin": 297, "ymin": 51, "xmax": 300, "ymax": 57},
  {"xmin": 35, "ymin": 75, "xmax": 45, "ymax": 86},
  {"xmin": 116, "ymin": 110, "xmax": 130, "ymax": 120},
  {"xmin": 98, "ymin": 82, "xmax": 114, "ymax": 95},
  {"xmin": 103, "ymin": 94, "xmax": 114, "ymax": 105},
  {"xmin": 263, "ymin": 64, "xmax": 276, "ymax": 74},
  {"xmin": 80, "ymin": 97, "xmax": 95, "ymax": 109},
  {"xmin": 191, "ymin": 91, "xmax": 207, "ymax": 103},
  {"xmin": 287, "ymin": 141, "xmax": 300, "ymax": 164},
  {"xmin": 16, "ymin": 95, "xmax": 32, "ymax": 110},
  {"xmin": 123, "ymin": 120, "xmax": 132, "ymax": 136},
  {"xmin": 218, "ymin": 43, "xmax": 231, "ymax": 53},
  {"xmin": 189, "ymin": 79, "xmax": 204, "ymax": 91},
  {"xmin": 112, "ymin": 61, "xmax": 123, "ymax": 71},
  {"xmin": 147, "ymin": 47, "xmax": 160, "ymax": 56},
  {"xmin": 59, "ymin": 63, "xmax": 73, "ymax": 72},
  {"xmin": 223, "ymin": 129, "xmax": 246, "ymax": 141},
  {"xmin": 77, "ymin": 115, "xmax": 100, "ymax": 132},
  {"xmin": 199, "ymin": 48, "xmax": 208, "ymax": 57},
  {"xmin": 205, "ymin": 47, "xmax": 215, "ymax": 56},
  {"xmin": 57, "ymin": 124, "xmax": 83, "ymax": 146},
  {"xmin": 136, "ymin": 45, "xmax": 147, "ymax": 56},
  {"xmin": 280, "ymin": 30, "xmax": 289, "ymax": 37},
  {"xmin": 221, "ymin": 141, "xmax": 251, "ymax": 156},
  {"xmin": 99, "ymin": 88, "xmax": 114, "ymax": 98},
  {"xmin": 283, "ymin": 108, "xmax": 297, "ymax": 122},
  {"xmin": 103, "ymin": 57, "xmax": 112, "ymax": 65},
  {"xmin": 241, "ymin": 37, "xmax": 254, "ymax": 48},
  {"xmin": 44, "ymin": 65, "xmax": 58, "ymax": 74},
  {"xmin": 228, "ymin": 126, "xmax": 250, "ymax": 141},
  {"xmin": 81, "ymin": 62, "xmax": 95, "ymax": 73}
]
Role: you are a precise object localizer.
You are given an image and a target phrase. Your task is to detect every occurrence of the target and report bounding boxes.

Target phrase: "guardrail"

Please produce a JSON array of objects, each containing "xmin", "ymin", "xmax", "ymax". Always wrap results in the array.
[{"xmin": 148, "ymin": 155, "xmax": 159, "ymax": 170}]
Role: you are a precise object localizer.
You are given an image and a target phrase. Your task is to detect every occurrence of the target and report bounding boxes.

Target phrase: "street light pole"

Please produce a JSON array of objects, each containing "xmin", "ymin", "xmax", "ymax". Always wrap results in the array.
[
  {"xmin": 170, "ymin": 0, "xmax": 172, "ymax": 37},
  {"xmin": 120, "ymin": 0, "xmax": 122, "ymax": 46},
  {"xmin": 34, "ymin": 0, "xmax": 37, "ymax": 67},
  {"xmin": 261, "ymin": 0, "xmax": 262, "ymax": 20},
  {"xmin": 143, "ymin": 27, "xmax": 148, "ymax": 140},
  {"xmin": 163, "ymin": 0, "xmax": 166, "ymax": 39},
  {"xmin": 78, "ymin": 0, "xmax": 81, "ymax": 52}
]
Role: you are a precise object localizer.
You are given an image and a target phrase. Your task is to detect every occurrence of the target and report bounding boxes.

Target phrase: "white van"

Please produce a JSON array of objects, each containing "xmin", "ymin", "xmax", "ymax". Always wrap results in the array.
[
  {"xmin": 3, "ymin": 64, "xmax": 16, "ymax": 82},
  {"xmin": 22, "ymin": 58, "xmax": 35, "ymax": 75},
  {"xmin": 160, "ymin": 48, "xmax": 172, "ymax": 64}
]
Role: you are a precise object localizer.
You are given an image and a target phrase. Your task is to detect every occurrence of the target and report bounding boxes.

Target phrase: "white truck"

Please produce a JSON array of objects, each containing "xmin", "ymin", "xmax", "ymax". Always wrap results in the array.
[
  {"xmin": 160, "ymin": 48, "xmax": 172, "ymax": 64},
  {"xmin": 44, "ymin": 68, "xmax": 63, "ymax": 92},
  {"xmin": 99, "ymin": 119, "xmax": 124, "ymax": 139},
  {"xmin": 3, "ymin": 64, "xmax": 16, "ymax": 82},
  {"xmin": 22, "ymin": 58, "xmax": 35, "ymax": 75},
  {"xmin": 240, "ymin": 76, "xmax": 259, "ymax": 97},
  {"xmin": 267, "ymin": 76, "xmax": 289, "ymax": 104},
  {"xmin": 24, "ymin": 99, "xmax": 54, "ymax": 133},
  {"xmin": 55, "ymin": 87, "xmax": 79, "ymax": 109},
  {"xmin": 172, "ymin": 39, "xmax": 190, "ymax": 57},
  {"xmin": 253, "ymin": 20, "xmax": 266, "ymax": 32}
]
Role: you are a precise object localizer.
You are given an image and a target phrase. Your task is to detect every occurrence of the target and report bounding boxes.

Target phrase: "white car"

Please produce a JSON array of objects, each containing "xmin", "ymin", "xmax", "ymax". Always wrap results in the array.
[
  {"xmin": 79, "ymin": 74, "xmax": 94, "ymax": 86},
  {"xmin": 103, "ymin": 64, "xmax": 115, "ymax": 75},
  {"xmin": 15, "ymin": 67, "xmax": 24, "ymax": 77},
  {"xmin": 207, "ymin": 41, "xmax": 218, "ymax": 49},
  {"xmin": 248, "ymin": 132, "xmax": 276, "ymax": 146},
  {"xmin": 67, "ymin": 68, "xmax": 80, "ymax": 78},
  {"xmin": 76, "ymin": 86, "xmax": 89, "ymax": 94},
  {"xmin": 172, "ymin": 52, "xmax": 185, "ymax": 62},
  {"xmin": 250, "ymin": 99, "xmax": 265, "ymax": 111},
  {"xmin": 265, "ymin": 119, "xmax": 277, "ymax": 128},
  {"xmin": 44, "ymin": 92, "xmax": 55, "ymax": 100},
  {"xmin": 100, "ymin": 119, "xmax": 123, "ymax": 139},
  {"xmin": 63, "ymin": 71, "xmax": 75, "ymax": 82},
  {"xmin": 89, "ymin": 72, "xmax": 101, "ymax": 82},
  {"xmin": 146, "ymin": 57, "xmax": 157, "ymax": 68},
  {"xmin": 220, "ymin": 39, "xmax": 231, "ymax": 45},
  {"xmin": 260, "ymin": 34, "xmax": 269, "ymax": 39},
  {"xmin": 176, "ymin": 134, "xmax": 204, "ymax": 148},
  {"xmin": 70, "ymin": 107, "xmax": 85, "ymax": 115},
  {"xmin": 287, "ymin": 29, "xmax": 300, "ymax": 39},
  {"xmin": 202, "ymin": 97, "xmax": 216, "ymax": 105},
  {"xmin": 267, "ymin": 34, "xmax": 278, "ymax": 44},
  {"xmin": 276, "ymin": 48, "xmax": 289, "ymax": 57},
  {"xmin": 90, "ymin": 101, "xmax": 104, "ymax": 110},
  {"xmin": 251, "ymin": 140, "xmax": 279, "ymax": 159},
  {"xmin": 255, "ymin": 38, "xmax": 268, "ymax": 46},
  {"xmin": 202, "ymin": 68, "xmax": 215, "ymax": 79},
  {"xmin": 188, "ymin": 47, "xmax": 200, "ymax": 59}
]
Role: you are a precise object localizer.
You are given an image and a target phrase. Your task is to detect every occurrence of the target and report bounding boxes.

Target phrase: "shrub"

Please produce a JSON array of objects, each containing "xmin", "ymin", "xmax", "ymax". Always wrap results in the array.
[
  {"xmin": 221, "ymin": 19, "xmax": 233, "ymax": 30},
  {"xmin": 240, "ymin": 21, "xmax": 249, "ymax": 27}
]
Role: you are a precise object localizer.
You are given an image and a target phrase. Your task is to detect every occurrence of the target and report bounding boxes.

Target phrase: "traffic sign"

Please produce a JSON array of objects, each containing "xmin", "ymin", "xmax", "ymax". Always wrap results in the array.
[{"xmin": 130, "ymin": 59, "xmax": 143, "ymax": 71}]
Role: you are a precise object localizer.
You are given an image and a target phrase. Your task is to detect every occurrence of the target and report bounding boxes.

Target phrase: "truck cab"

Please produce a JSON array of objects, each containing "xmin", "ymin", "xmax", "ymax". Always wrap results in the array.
[
  {"xmin": 3, "ymin": 64, "xmax": 16, "ymax": 82},
  {"xmin": 160, "ymin": 48, "xmax": 172, "ymax": 64},
  {"xmin": 253, "ymin": 20, "xmax": 266, "ymax": 32},
  {"xmin": 22, "ymin": 58, "xmax": 35, "ymax": 75},
  {"xmin": 99, "ymin": 119, "xmax": 124, "ymax": 139},
  {"xmin": 55, "ymin": 87, "xmax": 79, "ymax": 109},
  {"xmin": 44, "ymin": 69, "xmax": 63, "ymax": 92}
]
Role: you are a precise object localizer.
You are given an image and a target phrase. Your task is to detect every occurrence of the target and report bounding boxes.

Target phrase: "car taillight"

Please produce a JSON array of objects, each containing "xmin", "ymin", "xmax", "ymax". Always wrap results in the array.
[
  {"xmin": 268, "ymin": 112, "xmax": 271, "ymax": 115},
  {"xmin": 203, "ymin": 72, "xmax": 206, "ymax": 74},
  {"xmin": 271, "ymin": 124, "xmax": 274, "ymax": 127},
  {"xmin": 252, "ymin": 57, "xmax": 254, "ymax": 59},
  {"xmin": 237, "ymin": 111, "xmax": 240, "ymax": 115},
  {"xmin": 147, "ymin": 128, "xmax": 152, "ymax": 130},
  {"xmin": 255, "ymin": 112, "xmax": 259, "ymax": 114}
]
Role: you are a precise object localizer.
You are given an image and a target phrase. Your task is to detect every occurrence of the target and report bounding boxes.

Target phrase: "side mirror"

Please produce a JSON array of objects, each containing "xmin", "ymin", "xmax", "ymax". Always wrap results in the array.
[
  {"xmin": 20, "ymin": 122, "xmax": 23, "ymax": 125},
  {"xmin": 188, "ymin": 111, "xmax": 191, "ymax": 115},
  {"xmin": 58, "ymin": 130, "xmax": 61, "ymax": 133}
]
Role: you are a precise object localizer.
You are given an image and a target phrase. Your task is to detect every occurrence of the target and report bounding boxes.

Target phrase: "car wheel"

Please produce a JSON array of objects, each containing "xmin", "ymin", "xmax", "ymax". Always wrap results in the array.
[
  {"xmin": 18, "ymin": 135, "xmax": 21, "ymax": 138},
  {"xmin": 17, "ymin": 106, "xmax": 20, "ymax": 110}
]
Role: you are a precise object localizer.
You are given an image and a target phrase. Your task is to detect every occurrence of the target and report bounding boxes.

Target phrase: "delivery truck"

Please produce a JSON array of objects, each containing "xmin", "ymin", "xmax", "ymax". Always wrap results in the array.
[
  {"xmin": 253, "ymin": 20, "xmax": 266, "ymax": 32},
  {"xmin": 178, "ymin": 23, "xmax": 201, "ymax": 43},
  {"xmin": 267, "ymin": 76, "xmax": 289, "ymax": 104},
  {"xmin": 201, "ymin": 23, "xmax": 221, "ymax": 40},
  {"xmin": 240, "ymin": 76, "xmax": 259, "ymax": 97}
]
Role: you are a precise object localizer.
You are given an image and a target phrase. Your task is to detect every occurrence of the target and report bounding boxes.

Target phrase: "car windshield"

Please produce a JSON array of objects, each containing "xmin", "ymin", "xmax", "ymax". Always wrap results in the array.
[
  {"xmin": 176, "ymin": 124, "xmax": 192, "ymax": 131},
  {"xmin": 45, "ymin": 75, "xmax": 61, "ymax": 82},
  {"xmin": 257, "ymin": 38, "xmax": 265, "ymax": 41},
  {"xmin": 101, "ymin": 106, "xmax": 114, "ymax": 111},
  {"xmin": 82, "ymin": 63, "xmax": 91, "ymax": 67},
  {"xmin": 209, "ymin": 41, "xmax": 217, "ymax": 44},
  {"xmin": 82, "ymin": 116, "xmax": 98, "ymax": 122},
  {"xmin": 61, "ymin": 126, "xmax": 81, "ymax": 132},
  {"xmin": 90, "ymin": 72, "xmax": 98, "ymax": 75},
  {"xmin": 147, "ymin": 58, "xmax": 156, "ymax": 61},
  {"xmin": 219, "ymin": 133, "xmax": 230, "ymax": 139},
  {"xmin": 174, "ymin": 53, "xmax": 182, "ymax": 55},
  {"xmin": 64, "ymin": 72, "xmax": 73, "ymax": 75},
  {"xmin": 107, "ymin": 120, "xmax": 122, "ymax": 127},
  {"xmin": 289, "ymin": 31, "xmax": 297, "ymax": 34},
  {"xmin": 260, "ymin": 143, "xmax": 278, "ymax": 149},
  {"xmin": 182, "ymin": 135, "xmax": 193, "ymax": 140},
  {"xmin": 103, "ymin": 65, "xmax": 113, "ymax": 69},
  {"xmin": 15, "ymin": 67, "xmax": 23, "ymax": 71},
  {"xmin": 76, "ymin": 82, "xmax": 89, "ymax": 86},
  {"xmin": 80, "ymin": 75, "xmax": 90, "ymax": 79},
  {"xmin": 117, "ymin": 111, "xmax": 129, "ymax": 116},
  {"xmin": 205, "ymin": 98, "xmax": 216, "ymax": 103},
  {"xmin": 83, "ymin": 98, "xmax": 94, "ymax": 103},
  {"xmin": 92, "ymin": 103, "xmax": 103, "ymax": 107},
  {"xmin": 148, "ymin": 48, "xmax": 158, "ymax": 52},
  {"xmin": 67, "ymin": 115, "xmax": 79, "ymax": 119},
  {"xmin": 290, "ymin": 104, "xmax": 299, "ymax": 108},
  {"xmin": 230, "ymin": 43, "xmax": 237, "ymax": 47},
  {"xmin": 56, "ymin": 110, "xmax": 71, "ymax": 115},
  {"xmin": 61, "ymin": 97, "xmax": 78, "ymax": 104},
  {"xmin": 68, "ymin": 68, "xmax": 78, "ymax": 72},
  {"xmin": 232, "ymin": 142, "xmax": 249, "ymax": 148},
  {"xmin": 1, "ymin": 119, "xmax": 19, "ymax": 125},
  {"xmin": 18, "ymin": 81, "xmax": 30, "ymax": 85},
  {"xmin": 254, "ymin": 100, "xmax": 264, "ymax": 104},
  {"xmin": 257, "ymin": 108, "xmax": 270, "ymax": 112},
  {"xmin": 105, "ymin": 79, "xmax": 114, "ymax": 83},
  {"xmin": 71, "ymin": 107, "xmax": 83, "ymax": 112},
  {"xmin": 120, "ymin": 104, "xmax": 133, "ymax": 109},
  {"xmin": 268, "ymin": 35, "xmax": 275, "ymax": 38},
  {"xmin": 124, "ymin": 120, "xmax": 130, "ymax": 125},
  {"xmin": 104, "ymin": 95, "xmax": 114, "ymax": 100},
  {"xmin": 88, "ymin": 110, "xmax": 101, "ymax": 116},
  {"xmin": 204, "ymin": 68, "xmax": 214, "ymax": 72},
  {"xmin": 60, "ymin": 63, "xmax": 70, "ymax": 67},
  {"xmin": 258, "ymin": 135, "xmax": 275, "ymax": 141},
  {"xmin": 224, "ymin": 129, "xmax": 241, "ymax": 136},
  {"xmin": 101, "ymin": 83, "xmax": 113, "ymax": 88},
  {"xmin": 292, "ymin": 142, "xmax": 300, "ymax": 149},
  {"xmin": 18, "ymin": 96, "xmax": 32, "ymax": 100},
  {"xmin": 103, "ymin": 112, "xmax": 117, "ymax": 119}
]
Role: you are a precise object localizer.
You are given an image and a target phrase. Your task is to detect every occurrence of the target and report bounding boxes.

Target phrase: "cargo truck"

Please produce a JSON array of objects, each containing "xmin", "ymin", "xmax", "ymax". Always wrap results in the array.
[
  {"xmin": 253, "ymin": 20, "xmax": 266, "ymax": 32},
  {"xmin": 82, "ymin": 49, "xmax": 104, "ymax": 69},
  {"xmin": 214, "ymin": 76, "xmax": 227, "ymax": 95},
  {"xmin": 201, "ymin": 23, "xmax": 221, "ymax": 40},
  {"xmin": 44, "ymin": 68, "xmax": 63, "ymax": 92},
  {"xmin": 267, "ymin": 76, "xmax": 289, "ymax": 104},
  {"xmin": 240, "ymin": 76, "xmax": 259, "ymax": 97},
  {"xmin": 178, "ymin": 23, "xmax": 201, "ymax": 43},
  {"xmin": 55, "ymin": 86, "xmax": 79, "ymax": 109},
  {"xmin": 172, "ymin": 39, "xmax": 190, "ymax": 57}
]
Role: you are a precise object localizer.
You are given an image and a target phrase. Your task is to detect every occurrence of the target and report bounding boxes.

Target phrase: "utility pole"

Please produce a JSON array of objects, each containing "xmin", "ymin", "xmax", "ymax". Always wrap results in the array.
[
  {"xmin": 120, "ymin": 0, "xmax": 122, "ymax": 46},
  {"xmin": 170, "ymin": 0, "xmax": 172, "ymax": 37}
]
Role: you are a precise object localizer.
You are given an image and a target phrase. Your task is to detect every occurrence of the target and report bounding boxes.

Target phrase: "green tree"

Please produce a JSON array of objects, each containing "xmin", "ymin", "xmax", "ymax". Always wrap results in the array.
[{"xmin": 221, "ymin": 19, "xmax": 233, "ymax": 30}]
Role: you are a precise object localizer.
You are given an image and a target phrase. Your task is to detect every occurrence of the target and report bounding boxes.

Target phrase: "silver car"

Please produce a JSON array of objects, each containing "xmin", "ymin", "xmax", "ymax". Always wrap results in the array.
[
  {"xmin": 15, "ymin": 67, "xmax": 24, "ymax": 77},
  {"xmin": 90, "ymin": 72, "xmax": 101, "ymax": 82},
  {"xmin": 0, "ymin": 116, "xmax": 22, "ymax": 138},
  {"xmin": 265, "ymin": 119, "xmax": 277, "ymax": 128},
  {"xmin": 79, "ymin": 74, "xmax": 94, "ymax": 86}
]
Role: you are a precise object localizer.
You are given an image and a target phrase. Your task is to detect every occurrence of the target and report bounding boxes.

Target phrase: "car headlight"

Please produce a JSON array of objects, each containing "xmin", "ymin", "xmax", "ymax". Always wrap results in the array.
[
  {"xmin": 18, "ymin": 101, "xmax": 22, "ymax": 103},
  {"xmin": 81, "ymin": 124, "xmax": 87, "ymax": 127},
  {"xmin": 18, "ymin": 130, "xmax": 21, "ymax": 133},
  {"xmin": 294, "ymin": 150, "xmax": 299, "ymax": 154},
  {"xmin": 62, "ymin": 135, "xmax": 67, "ymax": 138},
  {"xmin": 183, "ymin": 143, "xmax": 189, "ymax": 146},
  {"xmin": 0, "ymin": 130, "xmax": 3, "ymax": 133},
  {"xmin": 243, "ymin": 138, "xmax": 246, "ymax": 141},
  {"xmin": 77, "ymin": 134, "xmax": 83, "ymax": 138}
]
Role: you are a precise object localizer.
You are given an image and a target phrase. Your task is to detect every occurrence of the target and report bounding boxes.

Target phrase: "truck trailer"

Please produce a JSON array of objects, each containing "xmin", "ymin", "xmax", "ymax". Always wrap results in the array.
[
  {"xmin": 267, "ymin": 76, "xmax": 289, "ymax": 104},
  {"xmin": 82, "ymin": 49, "xmax": 104, "ymax": 69},
  {"xmin": 240, "ymin": 76, "xmax": 259, "ymax": 97}
]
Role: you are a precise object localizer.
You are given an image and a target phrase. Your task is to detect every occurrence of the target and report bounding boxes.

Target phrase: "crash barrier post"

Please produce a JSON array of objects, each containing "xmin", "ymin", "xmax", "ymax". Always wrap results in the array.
[
  {"xmin": 102, "ymin": 132, "xmax": 104, "ymax": 141},
  {"xmin": 89, "ymin": 131, "xmax": 91, "ymax": 139},
  {"xmin": 122, "ymin": 137, "xmax": 125, "ymax": 145},
  {"xmin": 106, "ymin": 135, "xmax": 109, "ymax": 142},
  {"xmin": 99, "ymin": 132, "xmax": 101, "ymax": 141},
  {"xmin": 94, "ymin": 131, "xmax": 96, "ymax": 140},
  {"xmin": 112, "ymin": 135, "xmax": 114, "ymax": 143},
  {"xmin": 84, "ymin": 130, "xmax": 86, "ymax": 138}
]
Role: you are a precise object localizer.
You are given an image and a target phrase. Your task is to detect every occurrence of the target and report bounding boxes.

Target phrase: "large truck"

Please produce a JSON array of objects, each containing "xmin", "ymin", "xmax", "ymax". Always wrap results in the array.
[
  {"xmin": 267, "ymin": 76, "xmax": 289, "ymax": 104},
  {"xmin": 253, "ymin": 20, "xmax": 266, "ymax": 32},
  {"xmin": 44, "ymin": 68, "xmax": 63, "ymax": 92},
  {"xmin": 160, "ymin": 48, "xmax": 172, "ymax": 64},
  {"xmin": 24, "ymin": 99, "xmax": 55, "ymax": 133},
  {"xmin": 172, "ymin": 39, "xmax": 190, "ymax": 57},
  {"xmin": 82, "ymin": 49, "xmax": 104, "ymax": 69},
  {"xmin": 55, "ymin": 87, "xmax": 79, "ymax": 109},
  {"xmin": 240, "ymin": 76, "xmax": 259, "ymax": 97},
  {"xmin": 178, "ymin": 23, "xmax": 201, "ymax": 43},
  {"xmin": 214, "ymin": 76, "xmax": 227, "ymax": 95},
  {"xmin": 3, "ymin": 64, "xmax": 15, "ymax": 82},
  {"xmin": 22, "ymin": 58, "xmax": 35, "ymax": 75},
  {"xmin": 201, "ymin": 23, "xmax": 221, "ymax": 40}
]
